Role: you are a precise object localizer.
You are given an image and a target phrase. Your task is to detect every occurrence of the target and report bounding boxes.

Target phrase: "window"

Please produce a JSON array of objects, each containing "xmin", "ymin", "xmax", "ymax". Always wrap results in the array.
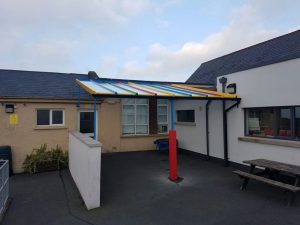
[
  {"xmin": 295, "ymin": 107, "xmax": 300, "ymax": 139},
  {"xmin": 246, "ymin": 108, "xmax": 274, "ymax": 137},
  {"xmin": 177, "ymin": 110, "xmax": 195, "ymax": 123},
  {"xmin": 245, "ymin": 106, "xmax": 300, "ymax": 140},
  {"xmin": 122, "ymin": 98, "xmax": 148, "ymax": 135},
  {"xmin": 157, "ymin": 99, "xmax": 168, "ymax": 133},
  {"xmin": 36, "ymin": 109, "xmax": 64, "ymax": 126},
  {"xmin": 79, "ymin": 111, "xmax": 94, "ymax": 134},
  {"xmin": 277, "ymin": 108, "xmax": 292, "ymax": 137}
]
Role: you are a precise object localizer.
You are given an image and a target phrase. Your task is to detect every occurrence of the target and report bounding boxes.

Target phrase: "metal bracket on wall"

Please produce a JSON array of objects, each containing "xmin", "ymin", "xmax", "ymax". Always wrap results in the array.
[{"xmin": 225, "ymin": 99, "xmax": 241, "ymax": 113}]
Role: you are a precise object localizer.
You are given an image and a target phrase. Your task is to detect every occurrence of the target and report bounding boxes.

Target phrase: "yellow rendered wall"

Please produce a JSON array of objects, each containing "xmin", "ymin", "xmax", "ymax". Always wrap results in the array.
[{"xmin": 0, "ymin": 98, "xmax": 167, "ymax": 173}]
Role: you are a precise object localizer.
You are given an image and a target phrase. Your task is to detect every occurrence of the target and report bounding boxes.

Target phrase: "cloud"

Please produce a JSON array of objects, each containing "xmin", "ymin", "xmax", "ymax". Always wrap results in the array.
[
  {"xmin": 0, "ymin": 0, "xmax": 151, "ymax": 72},
  {"xmin": 119, "ymin": 0, "xmax": 299, "ymax": 81},
  {"xmin": 0, "ymin": 0, "xmax": 151, "ymax": 30},
  {"xmin": 0, "ymin": 0, "xmax": 299, "ymax": 79},
  {"xmin": 0, "ymin": 39, "xmax": 78, "ymax": 72},
  {"xmin": 121, "ymin": 0, "xmax": 151, "ymax": 16},
  {"xmin": 125, "ymin": 46, "xmax": 140, "ymax": 55}
]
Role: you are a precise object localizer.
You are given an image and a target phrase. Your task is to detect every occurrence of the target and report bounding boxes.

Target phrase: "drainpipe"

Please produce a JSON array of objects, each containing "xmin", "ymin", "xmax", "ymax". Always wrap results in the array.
[
  {"xmin": 223, "ymin": 102, "xmax": 228, "ymax": 166},
  {"xmin": 219, "ymin": 77, "xmax": 228, "ymax": 166},
  {"xmin": 205, "ymin": 100, "xmax": 212, "ymax": 160}
]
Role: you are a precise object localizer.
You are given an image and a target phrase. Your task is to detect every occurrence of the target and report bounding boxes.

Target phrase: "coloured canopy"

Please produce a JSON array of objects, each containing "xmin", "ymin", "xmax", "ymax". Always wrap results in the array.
[{"xmin": 76, "ymin": 79, "xmax": 238, "ymax": 99}]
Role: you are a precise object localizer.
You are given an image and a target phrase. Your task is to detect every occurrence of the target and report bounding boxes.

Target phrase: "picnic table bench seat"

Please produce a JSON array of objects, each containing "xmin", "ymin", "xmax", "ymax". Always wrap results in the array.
[
  {"xmin": 233, "ymin": 170, "xmax": 300, "ymax": 192},
  {"xmin": 233, "ymin": 170, "xmax": 300, "ymax": 205}
]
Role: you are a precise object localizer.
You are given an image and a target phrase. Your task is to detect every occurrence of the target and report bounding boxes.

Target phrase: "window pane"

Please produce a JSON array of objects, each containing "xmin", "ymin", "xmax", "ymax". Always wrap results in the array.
[
  {"xmin": 123, "ymin": 115, "xmax": 135, "ymax": 124},
  {"xmin": 136, "ymin": 125, "xmax": 148, "ymax": 134},
  {"xmin": 277, "ymin": 108, "xmax": 292, "ymax": 137},
  {"xmin": 246, "ymin": 108, "xmax": 274, "ymax": 137},
  {"xmin": 177, "ymin": 110, "xmax": 195, "ymax": 122},
  {"xmin": 52, "ymin": 110, "xmax": 63, "ymax": 125},
  {"xmin": 37, "ymin": 110, "xmax": 50, "ymax": 125},
  {"xmin": 296, "ymin": 107, "xmax": 300, "ymax": 138},
  {"xmin": 157, "ymin": 106, "xmax": 167, "ymax": 115},
  {"xmin": 123, "ymin": 125, "xmax": 135, "ymax": 134},
  {"xmin": 123, "ymin": 105, "xmax": 134, "ymax": 114},
  {"xmin": 158, "ymin": 115, "xmax": 167, "ymax": 123},
  {"xmin": 136, "ymin": 98, "xmax": 148, "ymax": 104},
  {"xmin": 158, "ymin": 124, "xmax": 168, "ymax": 133},
  {"xmin": 122, "ymin": 98, "xmax": 134, "ymax": 104},
  {"xmin": 80, "ymin": 112, "xmax": 94, "ymax": 133},
  {"xmin": 136, "ymin": 115, "xmax": 147, "ymax": 124},
  {"xmin": 136, "ymin": 105, "xmax": 147, "ymax": 114},
  {"xmin": 157, "ymin": 99, "xmax": 168, "ymax": 105},
  {"xmin": 136, "ymin": 105, "xmax": 148, "ymax": 124}
]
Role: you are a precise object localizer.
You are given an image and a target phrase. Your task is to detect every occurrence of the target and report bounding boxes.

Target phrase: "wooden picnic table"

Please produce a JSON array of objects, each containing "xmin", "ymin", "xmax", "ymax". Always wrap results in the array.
[
  {"xmin": 244, "ymin": 159, "xmax": 300, "ymax": 177},
  {"xmin": 233, "ymin": 158, "xmax": 300, "ymax": 205}
]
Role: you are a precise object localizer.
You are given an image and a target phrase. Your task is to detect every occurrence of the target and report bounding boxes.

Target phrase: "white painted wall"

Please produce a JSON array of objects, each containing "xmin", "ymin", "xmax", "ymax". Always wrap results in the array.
[
  {"xmin": 69, "ymin": 131, "xmax": 101, "ymax": 210},
  {"xmin": 220, "ymin": 58, "xmax": 300, "ymax": 165},
  {"xmin": 174, "ymin": 99, "xmax": 224, "ymax": 159},
  {"xmin": 176, "ymin": 58, "xmax": 300, "ymax": 165},
  {"xmin": 174, "ymin": 100, "xmax": 207, "ymax": 154}
]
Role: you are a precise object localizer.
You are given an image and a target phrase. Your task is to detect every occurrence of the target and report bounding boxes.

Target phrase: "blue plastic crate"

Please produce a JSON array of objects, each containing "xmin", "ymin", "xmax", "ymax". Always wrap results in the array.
[{"xmin": 154, "ymin": 138, "xmax": 178, "ymax": 151}]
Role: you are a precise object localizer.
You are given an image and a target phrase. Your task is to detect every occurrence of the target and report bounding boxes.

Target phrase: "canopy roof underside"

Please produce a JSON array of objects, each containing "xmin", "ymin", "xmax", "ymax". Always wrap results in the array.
[{"xmin": 76, "ymin": 79, "xmax": 238, "ymax": 100}]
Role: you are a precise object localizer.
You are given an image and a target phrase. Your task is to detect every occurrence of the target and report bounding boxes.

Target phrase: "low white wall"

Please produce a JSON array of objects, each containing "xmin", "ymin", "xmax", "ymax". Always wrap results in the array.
[{"xmin": 69, "ymin": 131, "xmax": 101, "ymax": 210}]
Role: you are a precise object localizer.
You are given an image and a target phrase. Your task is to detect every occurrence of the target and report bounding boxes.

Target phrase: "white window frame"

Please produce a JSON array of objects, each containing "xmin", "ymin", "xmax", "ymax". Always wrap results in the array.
[
  {"xmin": 122, "ymin": 98, "xmax": 149, "ymax": 135},
  {"xmin": 36, "ymin": 109, "xmax": 65, "ymax": 127},
  {"xmin": 157, "ymin": 99, "xmax": 168, "ymax": 134},
  {"xmin": 77, "ymin": 109, "xmax": 97, "ymax": 137}
]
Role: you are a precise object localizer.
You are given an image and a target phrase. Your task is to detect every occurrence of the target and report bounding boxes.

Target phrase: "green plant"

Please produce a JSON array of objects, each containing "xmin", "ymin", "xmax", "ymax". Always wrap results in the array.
[
  {"xmin": 23, "ymin": 144, "xmax": 68, "ymax": 174},
  {"xmin": 50, "ymin": 145, "xmax": 68, "ymax": 169}
]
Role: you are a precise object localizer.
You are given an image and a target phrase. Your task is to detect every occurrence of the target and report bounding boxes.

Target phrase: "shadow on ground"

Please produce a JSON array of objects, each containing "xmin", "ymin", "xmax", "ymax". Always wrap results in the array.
[{"xmin": 3, "ymin": 151, "xmax": 300, "ymax": 225}]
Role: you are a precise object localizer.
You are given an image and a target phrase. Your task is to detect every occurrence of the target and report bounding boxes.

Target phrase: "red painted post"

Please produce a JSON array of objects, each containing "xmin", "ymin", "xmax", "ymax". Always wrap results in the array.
[{"xmin": 169, "ymin": 130, "xmax": 178, "ymax": 181}]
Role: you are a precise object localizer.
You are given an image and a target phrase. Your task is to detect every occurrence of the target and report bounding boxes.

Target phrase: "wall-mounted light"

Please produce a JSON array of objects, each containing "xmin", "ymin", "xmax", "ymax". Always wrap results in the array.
[
  {"xmin": 5, "ymin": 104, "xmax": 15, "ymax": 113},
  {"xmin": 226, "ymin": 83, "xmax": 236, "ymax": 94}
]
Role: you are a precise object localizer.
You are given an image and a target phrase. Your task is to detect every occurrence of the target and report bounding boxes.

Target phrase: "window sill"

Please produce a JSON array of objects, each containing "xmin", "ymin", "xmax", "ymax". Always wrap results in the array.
[
  {"xmin": 121, "ymin": 134, "xmax": 168, "ymax": 138},
  {"xmin": 34, "ymin": 126, "xmax": 67, "ymax": 130},
  {"xmin": 238, "ymin": 136, "xmax": 300, "ymax": 149},
  {"xmin": 175, "ymin": 122, "xmax": 196, "ymax": 126}
]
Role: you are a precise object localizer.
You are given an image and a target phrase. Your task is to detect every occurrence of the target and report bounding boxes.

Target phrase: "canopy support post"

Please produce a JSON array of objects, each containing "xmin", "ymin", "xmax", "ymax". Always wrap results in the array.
[
  {"xmin": 93, "ymin": 97, "xmax": 97, "ymax": 141},
  {"xmin": 171, "ymin": 98, "xmax": 175, "ymax": 130},
  {"xmin": 169, "ymin": 98, "xmax": 181, "ymax": 182}
]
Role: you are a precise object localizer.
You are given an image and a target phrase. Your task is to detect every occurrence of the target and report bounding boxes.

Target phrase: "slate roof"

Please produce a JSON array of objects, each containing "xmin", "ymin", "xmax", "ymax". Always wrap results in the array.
[
  {"xmin": 0, "ymin": 69, "xmax": 215, "ymax": 100},
  {"xmin": 186, "ymin": 29, "xmax": 300, "ymax": 84},
  {"xmin": 0, "ymin": 69, "xmax": 91, "ymax": 99}
]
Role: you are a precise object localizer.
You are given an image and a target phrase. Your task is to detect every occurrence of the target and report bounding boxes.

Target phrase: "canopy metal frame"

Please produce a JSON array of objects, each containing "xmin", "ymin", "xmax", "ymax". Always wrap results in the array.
[{"xmin": 76, "ymin": 78, "xmax": 241, "ymax": 181}]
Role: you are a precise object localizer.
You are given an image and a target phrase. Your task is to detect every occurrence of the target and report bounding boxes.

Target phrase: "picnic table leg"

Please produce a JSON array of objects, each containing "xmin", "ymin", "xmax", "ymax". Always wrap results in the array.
[
  {"xmin": 288, "ymin": 192, "xmax": 296, "ymax": 206},
  {"xmin": 294, "ymin": 176, "xmax": 299, "ymax": 187},
  {"xmin": 241, "ymin": 165, "xmax": 255, "ymax": 190}
]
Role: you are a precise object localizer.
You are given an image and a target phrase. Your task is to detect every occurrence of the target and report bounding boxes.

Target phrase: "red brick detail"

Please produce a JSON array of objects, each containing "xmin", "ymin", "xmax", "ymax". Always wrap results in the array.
[{"xmin": 149, "ymin": 98, "xmax": 157, "ymax": 134}]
